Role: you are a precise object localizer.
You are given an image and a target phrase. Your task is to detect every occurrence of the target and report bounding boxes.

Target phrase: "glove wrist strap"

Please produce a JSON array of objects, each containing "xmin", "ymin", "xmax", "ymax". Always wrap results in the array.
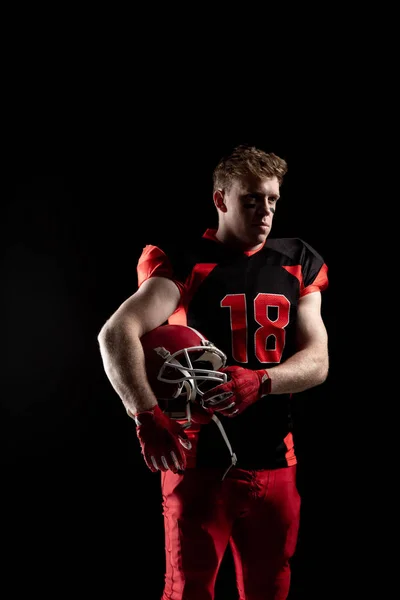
[
  {"xmin": 257, "ymin": 369, "xmax": 272, "ymax": 396},
  {"xmin": 127, "ymin": 404, "xmax": 159, "ymax": 426}
]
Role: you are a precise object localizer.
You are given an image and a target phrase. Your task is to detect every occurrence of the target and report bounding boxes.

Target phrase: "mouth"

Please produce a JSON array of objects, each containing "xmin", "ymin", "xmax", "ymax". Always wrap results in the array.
[{"xmin": 252, "ymin": 223, "xmax": 269, "ymax": 230}]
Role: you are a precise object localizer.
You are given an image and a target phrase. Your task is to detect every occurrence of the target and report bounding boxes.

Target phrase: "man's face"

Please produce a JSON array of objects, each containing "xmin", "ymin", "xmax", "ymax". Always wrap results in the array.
[{"xmin": 222, "ymin": 174, "xmax": 280, "ymax": 248}]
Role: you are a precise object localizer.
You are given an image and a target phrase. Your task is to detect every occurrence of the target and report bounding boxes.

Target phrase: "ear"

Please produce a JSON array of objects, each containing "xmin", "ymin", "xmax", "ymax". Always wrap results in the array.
[{"xmin": 213, "ymin": 189, "xmax": 227, "ymax": 213}]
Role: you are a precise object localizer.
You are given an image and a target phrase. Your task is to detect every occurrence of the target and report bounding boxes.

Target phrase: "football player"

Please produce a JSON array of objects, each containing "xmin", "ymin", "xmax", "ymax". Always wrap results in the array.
[{"xmin": 98, "ymin": 144, "xmax": 329, "ymax": 599}]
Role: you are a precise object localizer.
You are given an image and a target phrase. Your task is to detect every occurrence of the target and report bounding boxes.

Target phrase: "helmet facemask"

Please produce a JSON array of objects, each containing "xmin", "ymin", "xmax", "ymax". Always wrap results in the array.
[{"xmin": 154, "ymin": 341, "xmax": 227, "ymax": 422}]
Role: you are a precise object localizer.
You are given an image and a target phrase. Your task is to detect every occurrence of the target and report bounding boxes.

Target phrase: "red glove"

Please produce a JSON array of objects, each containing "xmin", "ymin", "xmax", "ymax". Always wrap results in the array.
[
  {"xmin": 131, "ymin": 404, "xmax": 192, "ymax": 473},
  {"xmin": 202, "ymin": 366, "xmax": 271, "ymax": 417}
]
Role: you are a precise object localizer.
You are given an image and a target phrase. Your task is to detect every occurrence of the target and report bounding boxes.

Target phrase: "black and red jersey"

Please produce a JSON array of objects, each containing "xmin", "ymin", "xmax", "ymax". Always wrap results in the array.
[{"xmin": 137, "ymin": 228, "xmax": 328, "ymax": 470}]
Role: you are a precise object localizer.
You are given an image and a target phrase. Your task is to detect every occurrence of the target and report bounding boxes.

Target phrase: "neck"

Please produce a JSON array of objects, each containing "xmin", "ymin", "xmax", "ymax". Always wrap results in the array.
[{"xmin": 215, "ymin": 228, "xmax": 265, "ymax": 253}]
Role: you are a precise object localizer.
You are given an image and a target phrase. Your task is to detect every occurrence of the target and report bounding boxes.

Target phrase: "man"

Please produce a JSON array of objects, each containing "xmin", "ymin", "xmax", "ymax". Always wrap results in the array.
[{"xmin": 97, "ymin": 144, "xmax": 329, "ymax": 599}]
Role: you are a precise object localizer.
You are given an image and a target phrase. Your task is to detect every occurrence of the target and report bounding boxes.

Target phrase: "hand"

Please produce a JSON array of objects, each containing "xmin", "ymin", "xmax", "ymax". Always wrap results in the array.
[
  {"xmin": 132, "ymin": 404, "xmax": 192, "ymax": 473},
  {"xmin": 202, "ymin": 366, "xmax": 271, "ymax": 417}
]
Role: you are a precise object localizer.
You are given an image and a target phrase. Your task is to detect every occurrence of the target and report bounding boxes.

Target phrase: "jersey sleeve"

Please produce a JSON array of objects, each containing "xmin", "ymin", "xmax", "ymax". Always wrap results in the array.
[
  {"xmin": 300, "ymin": 240, "xmax": 329, "ymax": 297},
  {"xmin": 136, "ymin": 244, "xmax": 186, "ymax": 297}
]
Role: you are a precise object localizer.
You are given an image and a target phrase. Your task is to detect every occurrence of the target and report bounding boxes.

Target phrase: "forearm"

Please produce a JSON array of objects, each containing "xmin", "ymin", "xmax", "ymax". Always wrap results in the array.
[
  {"xmin": 98, "ymin": 320, "xmax": 158, "ymax": 416},
  {"xmin": 267, "ymin": 346, "xmax": 329, "ymax": 395}
]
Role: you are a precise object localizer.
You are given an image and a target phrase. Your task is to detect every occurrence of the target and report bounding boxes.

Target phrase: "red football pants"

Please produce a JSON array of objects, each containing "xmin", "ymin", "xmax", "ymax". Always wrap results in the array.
[{"xmin": 161, "ymin": 465, "xmax": 301, "ymax": 600}]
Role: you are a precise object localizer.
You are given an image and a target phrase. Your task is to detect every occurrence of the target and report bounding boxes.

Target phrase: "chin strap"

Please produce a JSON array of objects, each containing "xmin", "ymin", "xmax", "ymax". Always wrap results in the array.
[
  {"xmin": 180, "ymin": 401, "xmax": 237, "ymax": 480},
  {"xmin": 211, "ymin": 414, "xmax": 237, "ymax": 480}
]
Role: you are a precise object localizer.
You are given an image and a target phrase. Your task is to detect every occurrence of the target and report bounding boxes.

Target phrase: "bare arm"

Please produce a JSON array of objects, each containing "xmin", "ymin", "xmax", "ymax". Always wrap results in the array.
[
  {"xmin": 267, "ymin": 291, "xmax": 329, "ymax": 394},
  {"xmin": 97, "ymin": 277, "xmax": 181, "ymax": 415}
]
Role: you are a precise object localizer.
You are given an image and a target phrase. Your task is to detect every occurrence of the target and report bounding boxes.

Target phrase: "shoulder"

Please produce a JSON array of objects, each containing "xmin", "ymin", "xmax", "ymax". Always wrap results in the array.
[
  {"xmin": 265, "ymin": 237, "xmax": 325, "ymax": 263},
  {"xmin": 265, "ymin": 237, "xmax": 328, "ymax": 291},
  {"xmin": 137, "ymin": 233, "xmax": 216, "ymax": 286},
  {"xmin": 142, "ymin": 233, "xmax": 218, "ymax": 265}
]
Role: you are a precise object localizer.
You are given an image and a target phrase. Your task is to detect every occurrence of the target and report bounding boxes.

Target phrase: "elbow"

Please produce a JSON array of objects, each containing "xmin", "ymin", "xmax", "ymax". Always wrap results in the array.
[
  {"xmin": 320, "ymin": 369, "xmax": 329, "ymax": 386},
  {"xmin": 97, "ymin": 316, "xmax": 125, "ymax": 351},
  {"xmin": 318, "ymin": 356, "xmax": 329, "ymax": 385},
  {"xmin": 97, "ymin": 315, "xmax": 141, "ymax": 351},
  {"xmin": 97, "ymin": 320, "xmax": 112, "ymax": 347},
  {"xmin": 97, "ymin": 321, "xmax": 116, "ymax": 357},
  {"xmin": 309, "ymin": 348, "xmax": 329, "ymax": 387}
]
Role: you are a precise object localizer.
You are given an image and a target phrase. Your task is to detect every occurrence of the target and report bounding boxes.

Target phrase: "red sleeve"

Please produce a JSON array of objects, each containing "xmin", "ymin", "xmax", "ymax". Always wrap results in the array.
[
  {"xmin": 282, "ymin": 263, "xmax": 329, "ymax": 297},
  {"xmin": 137, "ymin": 245, "xmax": 186, "ymax": 296},
  {"xmin": 302, "ymin": 263, "xmax": 329, "ymax": 297}
]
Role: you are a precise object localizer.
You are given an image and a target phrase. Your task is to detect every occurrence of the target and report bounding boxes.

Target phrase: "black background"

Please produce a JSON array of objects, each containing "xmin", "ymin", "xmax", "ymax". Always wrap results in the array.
[
  {"xmin": 3, "ymin": 125, "xmax": 360, "ymax": 599},
  {"xmin": 3, "ymin": 4, "xmax": 395, "ymax": 587}
]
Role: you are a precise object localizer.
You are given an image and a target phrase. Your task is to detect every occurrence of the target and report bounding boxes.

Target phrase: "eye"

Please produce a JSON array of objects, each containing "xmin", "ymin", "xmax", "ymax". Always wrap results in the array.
[{"xmin": 242, "ymin": 195, "xmax": 257, "ymax": 208}]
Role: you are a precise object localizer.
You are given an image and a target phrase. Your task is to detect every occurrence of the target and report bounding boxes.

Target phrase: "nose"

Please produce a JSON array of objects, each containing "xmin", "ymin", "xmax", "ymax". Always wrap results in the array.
[{"xmin": 257, "ymin": 199, "xmax": 271, "ymax": 216}]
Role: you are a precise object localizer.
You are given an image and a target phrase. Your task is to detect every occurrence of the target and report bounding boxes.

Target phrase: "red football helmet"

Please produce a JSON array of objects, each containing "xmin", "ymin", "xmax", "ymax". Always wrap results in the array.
[{"xmin": 140, "ymin": 324, "xmax": 227, "ymax": 421}]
